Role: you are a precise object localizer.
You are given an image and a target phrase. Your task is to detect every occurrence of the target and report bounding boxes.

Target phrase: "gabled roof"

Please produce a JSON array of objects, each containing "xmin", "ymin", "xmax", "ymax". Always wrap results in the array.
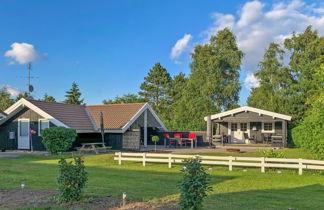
[
  {"xmin": 205, "ymin": 106, "xmax": 292, "ymax": 121},
  {"xmin": 86, "ymin": 103, "xmax": 146, "ymax": 130},
  {"xmin": 0, "ymin": 110, "xmax": 6, "ymax": 118}
]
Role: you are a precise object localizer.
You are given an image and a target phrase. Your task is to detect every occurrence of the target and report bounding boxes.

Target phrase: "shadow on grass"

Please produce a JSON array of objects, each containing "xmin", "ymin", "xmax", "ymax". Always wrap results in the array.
[{"xmin": 205, "ymin": 184, "xmax": 324, "ymax": 210}]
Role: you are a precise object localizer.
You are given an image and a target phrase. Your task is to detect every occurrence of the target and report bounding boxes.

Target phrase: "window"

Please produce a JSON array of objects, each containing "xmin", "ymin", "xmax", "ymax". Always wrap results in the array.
[
  {"xmin": 39, "ymin": 119, "xmax": 49, "ymax": 136},
  {"xmin": 231, "ymin": 123, "xmax": 237, "ymax": 131},
  {"xmin": 19, "ymin": 121, "xmax": 29, "ymax": 137},
  {"xmin": 263, "ymin": 123, "xmax": 273, "ymax": 131},
  {"xmin": 240, "ymin": 123, "xmax": 247, "ymax": 132}
]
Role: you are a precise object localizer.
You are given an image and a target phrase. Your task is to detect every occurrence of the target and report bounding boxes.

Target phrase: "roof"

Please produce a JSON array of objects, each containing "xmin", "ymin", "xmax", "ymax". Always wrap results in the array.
[
  {"xmin": 86, "ymin": 103, "xmax": 146, "ymax": 130},
  {"xmin": 205, "ymin": 106, "xmax": 292, "ymax": 121},
  {"xmin": 0, "ymin": 110, "xmax": 6, "ymax": 116},
  {"xmin": 27, "ymin": 100, "xmax": 95, "ymax": 130}
]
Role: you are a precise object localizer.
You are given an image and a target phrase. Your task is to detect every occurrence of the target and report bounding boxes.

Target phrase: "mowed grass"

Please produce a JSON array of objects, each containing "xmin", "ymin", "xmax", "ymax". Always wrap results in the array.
[{"xmin": 0, "ymin": 148, "xmax": 323, "ymax": 210}]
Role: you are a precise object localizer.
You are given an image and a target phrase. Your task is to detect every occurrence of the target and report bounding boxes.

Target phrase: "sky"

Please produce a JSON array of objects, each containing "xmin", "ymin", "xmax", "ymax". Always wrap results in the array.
[{"xmin": 0, "ymin": 0, "xmax": 323, "ymax": 105}]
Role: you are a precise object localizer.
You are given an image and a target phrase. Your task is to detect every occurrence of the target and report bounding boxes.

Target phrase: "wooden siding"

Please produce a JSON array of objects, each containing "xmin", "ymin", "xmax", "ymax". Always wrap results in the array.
[
  {"xmin": 219, "ymin": 111, "xmax": 274, "ymax": 122},
  {"xmin": 0, "ymin": 107, "xmax": 52, "ymax": 150},
  {"xmin": 129, "ymin": 110, "xmax": 162, "ymax": 131}
]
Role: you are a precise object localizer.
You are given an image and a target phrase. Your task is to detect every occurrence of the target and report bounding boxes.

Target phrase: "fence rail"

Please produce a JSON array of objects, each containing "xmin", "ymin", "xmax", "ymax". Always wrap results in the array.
[{"xmin": 114, "ymin": 152, "xmax": 324, "ymax": 175}]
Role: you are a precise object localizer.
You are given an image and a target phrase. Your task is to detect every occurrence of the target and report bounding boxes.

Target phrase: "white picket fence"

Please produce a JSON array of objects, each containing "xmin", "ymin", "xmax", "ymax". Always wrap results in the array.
[{"xmin": 114, "ymin": 152, "xmax": 324, "ymax": 175}]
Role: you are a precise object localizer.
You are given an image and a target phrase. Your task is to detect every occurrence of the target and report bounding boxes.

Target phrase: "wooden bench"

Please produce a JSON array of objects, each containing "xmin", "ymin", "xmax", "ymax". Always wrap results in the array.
[{"xmin": 78, "ymin": 143, "xmax": 112, "ymax": 154}]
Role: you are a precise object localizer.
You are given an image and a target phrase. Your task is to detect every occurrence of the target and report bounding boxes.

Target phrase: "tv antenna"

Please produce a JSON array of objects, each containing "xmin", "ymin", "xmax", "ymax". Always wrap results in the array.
[{"xmin": 16, "ymin": 62, "xmax": 38, "ymax": 96}]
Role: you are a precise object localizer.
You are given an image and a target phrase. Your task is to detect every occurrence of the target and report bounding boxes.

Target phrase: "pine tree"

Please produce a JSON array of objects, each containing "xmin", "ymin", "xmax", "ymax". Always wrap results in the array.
[
  {"xmin": 15, "ymin": 92, "xmax": 32, "ymax": 102},
  {"xmin": 64, "ymin": 82, "xmax": 84, "ymax": 105},
  {"xmin": 43, "ymin": 93, "xmax": 56, "ymax": 102},
  {"xmin": 139, "ymin": 63, "xmax": 172, "ymax": 122},
  {"xmin": 0, "ymin": 88, "xmax": 14, "ymax": 111}
]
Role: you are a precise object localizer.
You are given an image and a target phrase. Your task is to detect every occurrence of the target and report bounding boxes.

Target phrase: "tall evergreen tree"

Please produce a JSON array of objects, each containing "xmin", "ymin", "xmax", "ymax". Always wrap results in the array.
[
  {"xmin": 0, "ymin": 88, "xmax": 14, "ymax": 111},
  {"xmin": 175, "ymin": 28, "xmax": 243, "ymax": 130},
  {"xmin": 139, "ymin": 63, "xmax": 172, "ymax": 122},
  {"xmin": 15, "ymin": 92, "xmax": 32, "ymax": 102},
  {"xmin": 247, "ymin": 43, "xmax": 292, "ymax": 113},
  {"xmin": 64, "ymin": 82, "xmax": 84, "ymax": 105},
  {"xmin": 43, "ymin": 93, "xmax": 56, "ymax": 102}
]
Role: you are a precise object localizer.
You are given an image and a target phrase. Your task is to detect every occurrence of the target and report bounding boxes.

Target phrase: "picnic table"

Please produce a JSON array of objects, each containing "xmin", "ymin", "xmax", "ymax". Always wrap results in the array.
[
  {"xmin": 78, "ymin": 143, "xmax": 112, "ymax": 154},
  {"xmin": 167, "ymin": 137, "xmax": 197, "ymax": 149}
]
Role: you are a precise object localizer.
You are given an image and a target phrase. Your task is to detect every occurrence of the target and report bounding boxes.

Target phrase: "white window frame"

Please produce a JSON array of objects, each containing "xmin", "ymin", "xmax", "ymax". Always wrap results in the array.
[
  {"xmin": 262, "ymin": 122, "xmax": 274, "ymax": 133},
  {"xmin": 38, "ymin": 119, "xmax": 49, "ymax": 136}
]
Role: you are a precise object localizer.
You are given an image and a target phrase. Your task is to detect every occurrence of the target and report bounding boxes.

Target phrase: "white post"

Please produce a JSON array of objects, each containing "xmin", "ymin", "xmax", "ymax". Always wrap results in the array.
[
  {"xmin": 229, "ymin": 156, "xmax": 233, "ymax": 171},
  {"xmin": 118, "ymin": 152, "xmax": 122, "ymax": 165},
  {"xmin": 261, "ymin": 157, "xmax": 265, "ymax": 173},
  {"xmin": 144, "ymin": 109, "xmax": 148, "ymax": 148},
  {"xmin": 206, "ymin": 115, "xmax": 212, "ymax": 146},
  {"xmin": 143, "ymin": 153, "xmax": 146, "ymax": 167},
  {"xmin": 168, "ymin": 153, "xmax": 172, "ymax": 168},
  {"xmin": 299, "ymin": 158, "xmax": 303, "ymax": 175}
]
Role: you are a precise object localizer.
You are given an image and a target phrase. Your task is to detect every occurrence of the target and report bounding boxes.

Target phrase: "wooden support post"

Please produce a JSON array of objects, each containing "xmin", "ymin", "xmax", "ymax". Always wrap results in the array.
[
  {"xmin": 144, "ymin": 110, "xmax": 148, "ymax": 148},
  {"xmin": 207, "ymin": 115, "xmax": 212, "ymax": 146},
  {"xmin": 299, "ymin": 158, "xmax": 303, "ymax": 175},
  {"xmin": 229, "ymin": 156, "xmax": 233, "ymax": 171},
  {"xmin": 261, "ymin": 157, "xmax": 265, "ymax": 173},
  {"xmin": 143, "ymin": 153, "xmax": 146, "ymax": 167},
  {"xmin": 118, "ymin": 152, "xmax": 122, "ymax": 165},
  {"xmin": 168, "ymin": 153, "xmax": 172, "ymax": 168}
]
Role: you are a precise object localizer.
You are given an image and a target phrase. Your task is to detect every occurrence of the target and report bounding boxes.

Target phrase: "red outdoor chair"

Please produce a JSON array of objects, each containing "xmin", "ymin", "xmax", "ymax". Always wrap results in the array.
[
  {"xmin": 163, "ymin": 133, "xmax": 171, "ymax": 148},
  {"xmin": 174, "ymin": 133, "xmax": 186, "ymax": 147},
  {"xmin": 188, "ymin": 133, "xmax": 197, "ymax": 148}
]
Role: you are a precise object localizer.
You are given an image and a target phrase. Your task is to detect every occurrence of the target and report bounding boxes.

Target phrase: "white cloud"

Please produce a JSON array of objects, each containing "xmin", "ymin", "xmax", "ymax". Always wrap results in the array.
[
  {"xmin": 4, "ymin": 42, "xmax": 39, "ymax": 64},
  {"xmin": 205, "ymin": 0, "xmax": 324, "ymax": 90},
  {"xmin": 1, "ymin": 85, "xmax": 23, "ymax": 97},
  {"xmin": 245, "ymin": 74, "xmax": 260, "ymax": 90},
  {"xmin": 170, "ymin": 34, "xmax": 193, "ymax": 61}
]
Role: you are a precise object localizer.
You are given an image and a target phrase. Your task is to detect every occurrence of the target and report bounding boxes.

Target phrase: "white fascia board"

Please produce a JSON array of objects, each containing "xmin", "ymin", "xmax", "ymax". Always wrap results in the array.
[
  {"xmin": 121, "ymin": 103, "xmax": 168, "ymax": 133},
  {"xmin": 204, "ymin": 106, "xmax": 292, "ymax": 121},
  {"xmin": 2, "ymin": 98, "xmax": 69, "ymax": 128}
]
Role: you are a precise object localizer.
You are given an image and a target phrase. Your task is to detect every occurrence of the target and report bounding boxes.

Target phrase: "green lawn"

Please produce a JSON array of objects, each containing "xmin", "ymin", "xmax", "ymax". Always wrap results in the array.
[{"xmin": 0, "ymin": 148, "xmax": 323, "ymax": 210}]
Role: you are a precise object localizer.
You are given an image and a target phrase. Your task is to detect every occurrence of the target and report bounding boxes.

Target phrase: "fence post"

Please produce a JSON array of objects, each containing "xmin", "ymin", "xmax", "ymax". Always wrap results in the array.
[
  {"xmin": 261, "ymin": 157, "xmax": 265, "ymax": 173},
  {"xmin": 229, "ymin": 156, "xmax": 233, "ymax": 171},
  {"xmin": 168, "ymin": 153, "xmax": 172, "ymax": 168},
  {"xmin": 143, "ymin": 153, "xmax": 146, "ymax": 167},
  {"xmin": 298, "ymin": 158, "xmax": 303, "ymax": 175},
  {"xmin": 118, "ymin": 152, "xmax": 122, "ymax": 165}
]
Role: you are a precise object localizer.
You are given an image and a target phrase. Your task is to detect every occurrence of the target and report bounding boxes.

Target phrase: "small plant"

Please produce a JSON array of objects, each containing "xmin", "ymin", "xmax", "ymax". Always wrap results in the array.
[
  {"xmin": 178, "ymin": 157, "xmax": 212, "ymax": 210},
  {"xmin": 57, "ymin": 156, "xmax": 88, "ymax": 203},
  {"xmin": 151, "ymin": 136, "xmax": 160, "ymax": 152},
  {"xmin": 41, "ymin": 127, "xmax": 77, "ymax": 155},
  {"xmin": 259, "ymin": 149, "xmax": 285, "ymax": 158}
]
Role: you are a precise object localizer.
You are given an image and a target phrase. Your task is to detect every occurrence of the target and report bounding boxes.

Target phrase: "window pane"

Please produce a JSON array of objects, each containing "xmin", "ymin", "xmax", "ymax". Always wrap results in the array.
[
  {"xmin": 241, "ymin": 123, "xmax": 247, "ymax": 131},
  {"xmin": 264, "ymin": 123, "xmax": 272, "ymax": 131},
  {"xmin": 40, "ymin": 120, "xmax": 49, "ymax": 131},
  {"xmin": 20, "ymin": 121, "xmax": 29, "ymax": 137},
  {"xmin": 231, "ymin": 123, "xmax": 237, "ymax": 131}
]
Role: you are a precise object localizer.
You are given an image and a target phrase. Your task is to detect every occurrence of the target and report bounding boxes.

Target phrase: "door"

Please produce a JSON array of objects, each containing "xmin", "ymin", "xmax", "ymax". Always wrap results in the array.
[
  {"xmin": 18, "ymin": 119, "xmax": 30, "ymax": 149},
  {"xmin": 230, "ymin": 123, "xmax": 244, "ymax": 143}
]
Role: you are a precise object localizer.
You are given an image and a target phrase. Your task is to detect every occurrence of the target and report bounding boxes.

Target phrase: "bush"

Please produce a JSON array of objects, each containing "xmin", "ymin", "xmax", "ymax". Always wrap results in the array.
[
  {"xmin": 57, "ymin": 156, "xmax": 88, "ymax": 203},
  {"xmin": 292, "ymin": 94, "xmax": 324, "ymax": 159},
  {"xmin": 178, "ymin": 157, "xmax": 212, "ymax": 210},
  {"xmin": 259, "ymin": 149, "xmax": 285, "ymax": 158},
  {"xmin": 41, "ymin": 127, "xmax": 77, "ymax": 154}
]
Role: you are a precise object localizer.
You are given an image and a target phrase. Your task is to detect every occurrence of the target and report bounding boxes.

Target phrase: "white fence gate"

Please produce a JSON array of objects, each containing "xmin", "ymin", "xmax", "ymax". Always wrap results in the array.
[{"xmin": 114, "ymin": 152, "xmax": 324, "ymax": 175}]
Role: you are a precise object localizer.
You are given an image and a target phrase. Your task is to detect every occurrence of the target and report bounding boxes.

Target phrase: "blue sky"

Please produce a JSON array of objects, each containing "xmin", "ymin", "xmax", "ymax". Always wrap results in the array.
[{"xmin": 0, "ymin": 0, "xmax": 323, "ymax": 105}]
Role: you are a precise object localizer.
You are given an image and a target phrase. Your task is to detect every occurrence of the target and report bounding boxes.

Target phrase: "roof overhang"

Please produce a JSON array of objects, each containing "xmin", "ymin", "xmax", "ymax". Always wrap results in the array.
[
  {"xmin": 0, "ymin": 98, "xmax": 69, "ymax": 127},
  {"xmin": 204, "ymin": 106, "xmax": 292, "ymax": 121}
]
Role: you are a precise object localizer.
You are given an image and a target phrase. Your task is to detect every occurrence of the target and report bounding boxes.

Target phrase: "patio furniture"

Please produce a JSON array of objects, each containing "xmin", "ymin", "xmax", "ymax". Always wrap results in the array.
[
  {"xmin": 243, "ymin": 133, "xmax": 255, "ymax": 144},
  {"xmin": 187, "ymin": 133, "xmax": 197, "ymax": 149},
  {"xmin": 163, "ymin": 133, "xmax": 170, "ymax": 148},
  {"xmin": 271, "ymin": 135, "xmax": 283, "ymax": 147},
  {"xmin": 262, "ymin": 133, "xmax": 272, "ymax": 144},
  {"xmin": 78, "ymin": 143, "xmax": 111, "ymax": 154},
  {"xmin": 174, "ymin": 133, "xmax": 186, "ymax": 147}
]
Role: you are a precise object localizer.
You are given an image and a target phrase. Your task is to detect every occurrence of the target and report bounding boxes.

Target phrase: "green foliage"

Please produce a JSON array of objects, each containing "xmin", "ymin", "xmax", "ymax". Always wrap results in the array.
[
  {"xmin": 0, "ymin": 88, "xmax": 13, "ymax": 111},
  {"xmin": 259, "ymin": 149, "xmax": 285, "ymax": 158},
  {"xmin": 64, "ymin": 82, "xmax": 84, "ymax": 105},
  {"xmin": 102, "ymin": 93, "xmax": 146, "ymax": 104},
  {"xmin": 57, "ymin": 156, "xmax": 88, "ymax": 203},
  {"xmin": 151, "ymin": 136, "xmax": 159, "ymax": 143},
  {"xmin": 178, "ymin": 157, "xmax": 212, "ymax": 210},
  {"xmin": 42, "ymin": 93, "xmax": 56, "ymax": 102},
  {"xmin": 292, "ymin": 93, "xmax": 324, "ymax": 159},
  {"xmin": 139, "ymin": 63, "xmax": 172, "ymax": 123},
  {"xmin": 15, "ymin": 92, "xmax": 32, "ymax": 102},
  {"xmin": 41, "ymin": 127, "xmax": 77, "ymax": 154}
]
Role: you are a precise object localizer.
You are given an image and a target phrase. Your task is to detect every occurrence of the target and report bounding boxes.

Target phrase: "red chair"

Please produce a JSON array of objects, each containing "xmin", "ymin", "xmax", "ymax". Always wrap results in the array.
[
  {"xmin": 188, "ymin": 133, "xmax": 197, "ymax": 148},
  {"xmin": 174, "ymin": 133, "xmax": 185, "ymax": 147}
]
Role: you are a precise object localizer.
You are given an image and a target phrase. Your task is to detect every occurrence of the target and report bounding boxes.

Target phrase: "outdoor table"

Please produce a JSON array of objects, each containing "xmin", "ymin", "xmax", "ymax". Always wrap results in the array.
[{"xmin": 79, "ymin": 143, "xmax": 111, "ymax": 154}]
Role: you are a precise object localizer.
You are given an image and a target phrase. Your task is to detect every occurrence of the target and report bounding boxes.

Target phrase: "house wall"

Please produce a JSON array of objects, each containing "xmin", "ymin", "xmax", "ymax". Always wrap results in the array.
[
  {"xmin": 0, "ymin": 108, "xmax": 53, "ymax": 150},
  {"xmin": 122, "ymin": 131, "xmax": 140, "ymax": 150},
  {"xmin": 129, "ymin": 110, "xmax": 162, "ymax": 131},
  {"xmin": 220, "ymin": 111, "xmax": 274, "ymax": 122}
]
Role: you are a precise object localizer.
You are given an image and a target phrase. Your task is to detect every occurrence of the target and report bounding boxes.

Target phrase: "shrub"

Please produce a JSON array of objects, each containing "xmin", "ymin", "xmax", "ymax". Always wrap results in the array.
[
  {"xmin": 259, "ymin": 149, "xmax": 285, "ymax": 158},
  {"xmin": 57, "ymin": 156, "xmax": 88, "ymax": 203},
  {"xmin": 151, "ymin": 136, "xmax": 160, "ymax": 151},
  {"xmin": 178, "ymin": 157, "xmax": 212, "ymax": 210},
  {"xmin": 292, "ymin": 94, "xmax": 324, "ymax": 159},
  {"xmin": 41, "ymin": 127, "xmax": 77, "ymax": 154}
]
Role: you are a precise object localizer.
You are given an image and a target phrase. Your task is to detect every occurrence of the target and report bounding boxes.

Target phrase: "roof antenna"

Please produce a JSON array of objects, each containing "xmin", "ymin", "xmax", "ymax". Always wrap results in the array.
[{"xmin": 17, "ymin": 62, "xmax": 38, "ymax": 98}]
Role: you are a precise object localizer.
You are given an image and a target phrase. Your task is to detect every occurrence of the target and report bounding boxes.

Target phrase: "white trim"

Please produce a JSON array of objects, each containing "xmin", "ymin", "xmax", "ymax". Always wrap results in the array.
[
  {"xmin": 262, "ymin": 122, "xmax": 275, "ymax": 133},
  {"xmin": 121, "ymin": 103, "xmax": 167, "ymax": 133},
  {"xmin": 204, "ymin": 106, "xmax": 292, "ymax": 121},
  {"xmin": 38, "ymin": 119, "xmax": 50, "ymax": 136},
  {"xmin": 1, "ymin": 98, "xmax": 69, "ymax": 128},
  {"xmin": 18, "ymin": 118, "xmax": 30, "ymax": 149}
]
